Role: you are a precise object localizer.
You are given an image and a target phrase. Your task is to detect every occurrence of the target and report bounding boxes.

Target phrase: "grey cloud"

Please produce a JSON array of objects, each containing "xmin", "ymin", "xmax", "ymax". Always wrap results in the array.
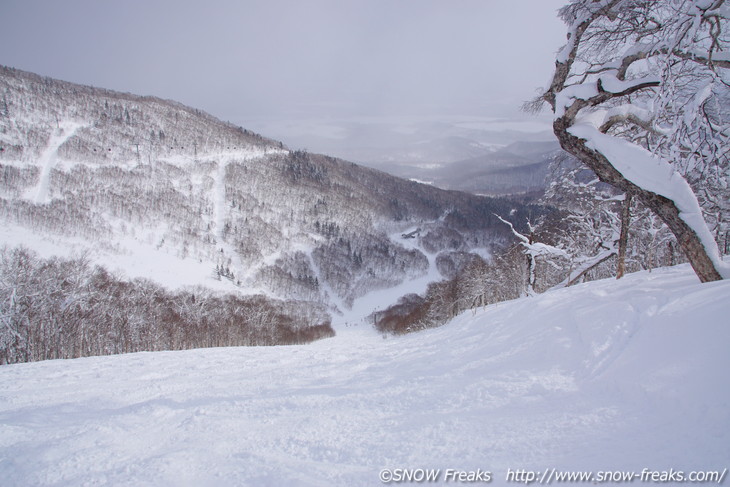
[{"xmin": 0, "ymin": 0, "xmax": 567, "ymax": 121}]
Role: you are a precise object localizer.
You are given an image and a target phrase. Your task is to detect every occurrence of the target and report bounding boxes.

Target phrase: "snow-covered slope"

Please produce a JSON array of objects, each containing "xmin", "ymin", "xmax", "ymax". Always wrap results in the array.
[
  {"xmin": 1, "ymin": 263, "xmax": 727, "ymax": 486},
  {"xmin": 0, "ymin": 65, "xmax": 536, "ymax": 336}
]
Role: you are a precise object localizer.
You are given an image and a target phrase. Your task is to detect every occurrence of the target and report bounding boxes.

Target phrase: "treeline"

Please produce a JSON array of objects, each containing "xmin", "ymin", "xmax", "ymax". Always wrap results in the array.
[
  {"xmin": 371, "ymin": 249, "xmax": 525, "ymax": 334},
  {"xmin": 0, "ymin": 246, "xmax": 334, "ymax": 365},
  {"xmin": 1, "ymin": 64, "xmax": 572, "ymax": 339},
  {"xmin": 372, "ymin": 202, "xmax": 690, "ymax": 336}
]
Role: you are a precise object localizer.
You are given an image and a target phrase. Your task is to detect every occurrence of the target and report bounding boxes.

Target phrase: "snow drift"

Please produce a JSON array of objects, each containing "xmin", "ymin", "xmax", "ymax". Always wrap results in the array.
[{"xmin": 0, "ymin": 262, "xmax": 727, "ymax": 486}]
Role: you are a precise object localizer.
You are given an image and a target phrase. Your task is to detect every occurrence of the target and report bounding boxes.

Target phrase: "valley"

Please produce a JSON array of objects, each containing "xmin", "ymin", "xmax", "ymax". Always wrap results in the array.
[{"xmin": 0, "ymin": 66, "xmax": 547, "ymax": 360}]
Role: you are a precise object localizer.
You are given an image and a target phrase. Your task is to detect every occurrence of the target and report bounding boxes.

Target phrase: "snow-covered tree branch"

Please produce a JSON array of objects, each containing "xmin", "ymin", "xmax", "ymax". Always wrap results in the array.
[
  {"xmin": 496, "ymin": 215, "xmax": 569, "ymax": 296},
  {"xmin": 541, "ymin": 0, "xmax": 730, "ymax": 282}
]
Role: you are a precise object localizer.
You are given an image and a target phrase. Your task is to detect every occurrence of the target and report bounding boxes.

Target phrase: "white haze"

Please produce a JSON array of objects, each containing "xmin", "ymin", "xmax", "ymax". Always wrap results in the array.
[{"xmin": 0, "ymin": 0, "xmax": 567, "ymax": 163}]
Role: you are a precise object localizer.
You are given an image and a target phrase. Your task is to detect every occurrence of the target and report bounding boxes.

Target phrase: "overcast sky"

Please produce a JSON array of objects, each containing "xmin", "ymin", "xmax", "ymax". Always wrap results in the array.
[{"xmin": 0, "ymin": 0, "xmax": 567, "ymax": 123}]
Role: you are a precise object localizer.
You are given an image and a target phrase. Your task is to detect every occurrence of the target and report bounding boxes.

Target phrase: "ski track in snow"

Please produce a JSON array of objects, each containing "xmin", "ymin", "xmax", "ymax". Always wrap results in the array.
[
  {"xmin": 209, "ymin": 147, "xmax": 286, "ymax": 247},
  {"xmin": 209, "ymin": 148, "xmax": 287, "ymax": 286},
  {"xmin": 212, "ymin": 157, "xmax": 229, "ymax": 245},
  {"xmin": 328, "ymin": 228, "xmax": 444, "ymax": 335},
  {"xmin": 28, "ymin": 121, "xmax": 84, "ymax": 204},
  {"xmin": 0, "ymin": 263, "xmax": 728, "ymax": 486}
]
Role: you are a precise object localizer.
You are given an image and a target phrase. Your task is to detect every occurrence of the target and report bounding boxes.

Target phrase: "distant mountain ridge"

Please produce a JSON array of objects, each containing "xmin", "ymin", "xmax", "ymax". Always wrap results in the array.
[
  {"xmin": 0, "ymin": 65, "xmax": 542, "ymax": 342},
  {"xmin": 368, "ymin": 140, "xmax": 561, "ymax": 197},
  {"xmin": 244, "ymin": 115, "xmax": 557, "ymax": 171}
]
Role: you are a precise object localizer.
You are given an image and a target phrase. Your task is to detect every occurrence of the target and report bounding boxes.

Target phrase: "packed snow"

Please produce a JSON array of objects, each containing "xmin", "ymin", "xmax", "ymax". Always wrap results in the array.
[
  {"xmin": 0, "ymin": 222, "xmax": 246, "ymax": 296},
  {"xmin": 25, "ymin": 121, "xmax": 84, "ymax": 203},
  {"xmin": 0, "ymin": 263, "xmax": 727, "ymax": 486}
]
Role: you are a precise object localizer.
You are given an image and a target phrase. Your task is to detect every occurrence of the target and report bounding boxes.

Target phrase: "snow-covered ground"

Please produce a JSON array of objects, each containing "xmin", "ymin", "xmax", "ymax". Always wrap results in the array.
[
  {"xmin": 0, "ymin": 264, "xmax": 728, "ymax": 486},
  {"xmin": 24, "ymin": 121, "xmax": 84, "ymax": 204}
]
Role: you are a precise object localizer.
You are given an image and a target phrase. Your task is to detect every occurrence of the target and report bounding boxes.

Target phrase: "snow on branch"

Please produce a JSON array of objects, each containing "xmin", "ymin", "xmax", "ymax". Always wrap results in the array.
[
  {"xmin": 673, "ymin": 48, "xmax": 730, "ymax": 69},
  {"xmin": 553, "ymin": 247, "xmax": 618, "ymax": 289},
  {"xmin": 596, "ymin": 73, "xmax": 661, "ymax": 96},
  {"xmin": 567, "ymin": 123, "xmax": 729, "ymax": 278},
  {"xmin": 496, "ymin": 214, "xmax": 528, "ymax": 244},
  {"xmin": 545, "ymin": 0, "xmax": 728, "ymax": 282},
  {"xmin": 495, "ymin": 215, "xmax": 568, "ymax": 259}
]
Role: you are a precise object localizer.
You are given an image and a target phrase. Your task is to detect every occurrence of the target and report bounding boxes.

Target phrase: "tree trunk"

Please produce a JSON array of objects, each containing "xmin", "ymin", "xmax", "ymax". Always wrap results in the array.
[
  {"xmin": 526, "ymin": 252, "xmax": 535, "ymax": 296},
  {"xmin": 616, "ymin": 192, "xmax": 633, "ymax": 279},
  {"xmin": 563, "ymin": 249, "xmax": 617, "ymax": 288},
  {"xmin": 554, "ymin": 118, "xmax": 722, "ymax": 283}
]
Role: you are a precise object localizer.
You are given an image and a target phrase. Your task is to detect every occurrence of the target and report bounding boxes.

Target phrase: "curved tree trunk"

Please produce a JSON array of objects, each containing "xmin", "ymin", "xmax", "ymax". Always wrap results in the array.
[{"xmin": 554, "ymin": 118, "xmax": 722, "ymax": 283}]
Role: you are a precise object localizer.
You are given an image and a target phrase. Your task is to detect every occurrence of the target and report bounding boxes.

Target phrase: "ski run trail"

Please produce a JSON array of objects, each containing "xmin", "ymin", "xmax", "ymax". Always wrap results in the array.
[
  {"xmin": 208, "ymin": 147, "xmax": 287, "ymax": 287},
  {"xmin": 27, "ymin": 122, "xmax": 84, "ymax": 204},
  {"xmin": 0, "ymin": 263, "xmax": 728, "ymax": 486}
]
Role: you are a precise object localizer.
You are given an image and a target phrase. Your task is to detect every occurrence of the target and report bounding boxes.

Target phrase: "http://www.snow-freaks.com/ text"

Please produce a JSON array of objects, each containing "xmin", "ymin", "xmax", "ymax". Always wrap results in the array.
[{"xmin": 378, "ymin": 467, "xmax": 727, "ymax": 484}]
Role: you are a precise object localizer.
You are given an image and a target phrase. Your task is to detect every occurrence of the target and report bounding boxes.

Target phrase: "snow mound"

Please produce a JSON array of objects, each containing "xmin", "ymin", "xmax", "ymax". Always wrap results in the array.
[{"xmin": 0, "ymin": 264, "xmax": 727, "ymax": 486}]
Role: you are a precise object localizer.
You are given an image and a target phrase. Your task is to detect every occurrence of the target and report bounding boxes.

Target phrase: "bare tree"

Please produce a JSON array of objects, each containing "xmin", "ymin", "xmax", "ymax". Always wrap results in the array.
[
  {"xmin": 496, "ymin": 215, "xmax": 569, "ymax": 295},
  {"xmin": 536, "ymin": 0, "xmax": 729, "ymax": 282},
  {"xmin": 543, "ymin": 155, "xmax": 623, "ymax": 281}
]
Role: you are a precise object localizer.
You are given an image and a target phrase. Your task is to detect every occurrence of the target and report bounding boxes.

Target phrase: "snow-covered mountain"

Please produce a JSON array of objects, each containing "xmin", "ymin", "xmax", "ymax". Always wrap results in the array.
[
  {"xmin": 0, "ymin": 66, "xmax": 543, "ymax": 354},
  {"xmin": 1, "ymin": 262, "xmax": 727, "ymax": 485}
]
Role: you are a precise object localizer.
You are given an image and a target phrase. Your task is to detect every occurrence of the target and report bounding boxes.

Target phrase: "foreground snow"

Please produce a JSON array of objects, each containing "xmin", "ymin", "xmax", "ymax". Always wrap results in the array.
[{"xmin": 0, "ymin": 264, "xmax": 728, "ymax": 486}]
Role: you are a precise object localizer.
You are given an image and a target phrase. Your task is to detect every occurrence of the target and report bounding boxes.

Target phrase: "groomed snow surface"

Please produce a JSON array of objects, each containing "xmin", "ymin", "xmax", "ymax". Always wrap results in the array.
[{"xmin": 1, "ymin": 264, "xmax": 728, "ymax": 486}]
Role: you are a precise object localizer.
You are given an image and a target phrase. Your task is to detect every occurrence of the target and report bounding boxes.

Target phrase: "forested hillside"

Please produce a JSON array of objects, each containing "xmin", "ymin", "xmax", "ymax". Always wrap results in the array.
[{"xmin": 0, "ymin": 66, "xmax": 544, "ymax": 362}]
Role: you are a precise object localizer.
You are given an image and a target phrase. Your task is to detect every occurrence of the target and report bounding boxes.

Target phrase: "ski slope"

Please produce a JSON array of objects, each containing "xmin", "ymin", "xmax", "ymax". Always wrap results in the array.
[
  {"xmin": 22, "ymin": 121, "xmax": 84, "ymax": 204},
  {"xmin": 0, "ymin": 264, "xmax": 728, "ymax": 486}
]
